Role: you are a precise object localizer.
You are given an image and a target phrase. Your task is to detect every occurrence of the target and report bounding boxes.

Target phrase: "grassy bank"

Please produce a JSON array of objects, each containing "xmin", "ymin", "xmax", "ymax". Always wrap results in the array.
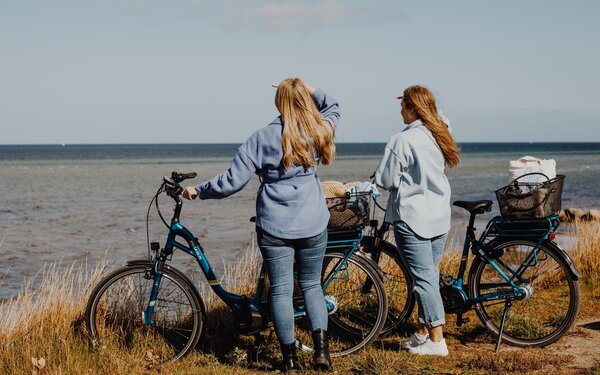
[{"xmin": 1, "ymin": 221, "xmax": 599, "ymax": 375}]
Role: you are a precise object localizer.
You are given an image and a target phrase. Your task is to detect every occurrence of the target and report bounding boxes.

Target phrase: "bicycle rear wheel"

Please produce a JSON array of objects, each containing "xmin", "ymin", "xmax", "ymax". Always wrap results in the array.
[
  {"xmin": 294, "ymin": 251, "xmax": 388, "ymax": 357},
  {"xmin": 469, "ymin": 239, "xmax": 579, "ymax": 347},
  {"xmin": 360, "ymin": 236, "xmax": 415, "ymax": 336},
  {"xmin": 85, "ymin": 263, "xmax": 205, "ymax": 361}
]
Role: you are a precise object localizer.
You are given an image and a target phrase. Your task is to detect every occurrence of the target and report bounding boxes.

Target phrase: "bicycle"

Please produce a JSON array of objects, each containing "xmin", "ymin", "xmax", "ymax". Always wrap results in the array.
[
  {"xmin": 84, "ymin": 172, "xmax": 388, "ymax": 362},
  {"xmin": 359, "ymin": 196, "xmax": 581, "ymax": 351}
]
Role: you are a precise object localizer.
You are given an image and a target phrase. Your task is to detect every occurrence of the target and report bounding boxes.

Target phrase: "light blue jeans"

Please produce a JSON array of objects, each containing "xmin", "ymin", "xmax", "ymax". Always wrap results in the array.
[
  {"xmin": 393, "ymin": 221, "xmax": 447, "ymax": 328},
  {"xmin": 257, "ymin": 227, "xmax": 328, "ymax": 346}
]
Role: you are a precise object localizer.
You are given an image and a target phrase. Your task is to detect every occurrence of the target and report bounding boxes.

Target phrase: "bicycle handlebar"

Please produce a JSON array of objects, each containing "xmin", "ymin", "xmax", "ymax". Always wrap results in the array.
[
  {"xmin": 163, "ymin": 171, "xmax": 197, "ymax": 199},
  {"xmin": 172, "ymin": 171, "xmax": 197, "ymax": 183}
]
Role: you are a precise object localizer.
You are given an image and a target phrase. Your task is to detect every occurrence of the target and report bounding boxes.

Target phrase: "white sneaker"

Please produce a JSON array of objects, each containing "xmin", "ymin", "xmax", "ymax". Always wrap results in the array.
[
  {"xmin": 407, "ymin": 338, "xmax": 449, "ymax": 356},
  {"xmin": 401, "ymin": 332, "xmax": 428, "ymax": 350}
]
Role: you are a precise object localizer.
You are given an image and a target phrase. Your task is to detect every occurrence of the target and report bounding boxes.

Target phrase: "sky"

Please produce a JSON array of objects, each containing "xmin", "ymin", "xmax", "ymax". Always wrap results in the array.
[{"xmin": 1, "ymin": 0, "xmax": 599, "ymax": 144}]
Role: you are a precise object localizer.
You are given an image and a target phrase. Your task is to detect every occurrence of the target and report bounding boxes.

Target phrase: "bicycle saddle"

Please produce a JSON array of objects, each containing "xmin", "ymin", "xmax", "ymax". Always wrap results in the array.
[{"xmin": 453, "ymin": 200, "xmax": 493, "ymax": 214}]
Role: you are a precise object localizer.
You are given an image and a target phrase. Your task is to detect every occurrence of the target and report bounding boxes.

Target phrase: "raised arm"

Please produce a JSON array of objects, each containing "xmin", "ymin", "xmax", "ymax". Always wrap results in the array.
[
  {"xmin": 310, "ymin": 87, "xmax": 341, "ymax": 127},
  {"xmin": 273, "ymin": 80, "xmax": 340, "ymax": 127}
]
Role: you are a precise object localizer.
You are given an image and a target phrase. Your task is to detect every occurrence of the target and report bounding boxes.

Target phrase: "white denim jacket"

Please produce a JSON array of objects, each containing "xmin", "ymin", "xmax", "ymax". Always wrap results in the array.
[{"xmin": 374, "ymin": 120, "xmax": 451, "ymax": 239}]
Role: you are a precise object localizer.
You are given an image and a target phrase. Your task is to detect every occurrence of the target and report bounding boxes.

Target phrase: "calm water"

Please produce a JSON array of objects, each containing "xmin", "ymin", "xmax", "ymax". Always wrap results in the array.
[{"xmin": 1, "ymin": 143, "xmax": 599, "ymax": 299}]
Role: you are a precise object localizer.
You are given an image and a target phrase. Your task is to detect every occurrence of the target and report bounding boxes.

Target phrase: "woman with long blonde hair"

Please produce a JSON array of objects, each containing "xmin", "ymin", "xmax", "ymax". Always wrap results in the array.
[
  {"xmin": 375, "ymin": 85, "xmax": 459, "ymax": 356},
  {"xmin": 183, "ymin": 78, "xmax": 339, "ymax": 372}
]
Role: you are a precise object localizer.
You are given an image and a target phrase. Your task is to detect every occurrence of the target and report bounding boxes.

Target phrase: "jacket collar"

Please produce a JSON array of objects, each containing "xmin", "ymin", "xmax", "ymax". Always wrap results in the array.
[{"xmin": 403, "ymin": 120, "xmax": 424, "ymax": 131}]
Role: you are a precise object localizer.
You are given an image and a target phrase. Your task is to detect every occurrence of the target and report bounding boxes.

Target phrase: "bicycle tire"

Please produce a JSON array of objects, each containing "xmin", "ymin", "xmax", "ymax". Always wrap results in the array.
[
  {"xmin": 360, "ymin": 236, "xmax": 415, "ymax": 336},
  {"xmin": 85, "ymin": 263, "xmax": 205, "ymax": 361},
  {"xmin": 294, "ymin": 250, "xmax": 388, "ymax": 357},
  {"xmin": 468, "ymin": 239, "xmax": 580, "ymax": 347}
]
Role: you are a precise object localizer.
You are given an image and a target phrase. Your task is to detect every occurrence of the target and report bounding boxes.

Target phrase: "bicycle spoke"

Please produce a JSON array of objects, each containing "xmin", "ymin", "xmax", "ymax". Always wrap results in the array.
[
  {"xmin": 157, "ymin": 297, "xmax": 193, "ymax": 306},
  {"xmin": 313, "ymin": 251, "xmax": 387, "ymax": 356},
  {"xmin": 86, "ymin": 265, "xmax": 204, "ymax": 362},
  {"xmin": 471, "ymin": 239, "xmax": 579, "ymax": 347}
]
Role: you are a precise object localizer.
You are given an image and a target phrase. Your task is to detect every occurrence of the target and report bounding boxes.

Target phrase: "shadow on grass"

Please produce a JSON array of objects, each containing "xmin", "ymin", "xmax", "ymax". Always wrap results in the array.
[
  {"xmin": 195, "ymin": 303, "xmax": 282, "ymax": 372},
  {"xmin": 71, "ymin": 313, "xmax": 88, "ymax": 339},
  {"xmin": 447, "ymin": 324, "xmax": 496, "ymax": 346},
  {"xmin": 372, "ymin": 321, "xmax": 418, "ymax": 351},
  {"xmin": 582, "ymin": 321, "xmax": 600, "ymax": 331}
]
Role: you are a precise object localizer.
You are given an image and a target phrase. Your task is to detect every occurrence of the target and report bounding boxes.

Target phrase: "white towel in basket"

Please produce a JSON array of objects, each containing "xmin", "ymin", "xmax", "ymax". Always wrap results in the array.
[{"xmin": 509, "ymin": 156, "xmax": 556, "ymax": 184}]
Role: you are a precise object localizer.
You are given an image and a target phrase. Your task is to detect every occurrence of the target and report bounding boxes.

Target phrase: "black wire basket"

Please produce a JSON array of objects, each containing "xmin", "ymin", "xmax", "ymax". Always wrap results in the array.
[
  {"xmin": 495, "ymin": 173, "xmax": 565, "ymax": 219},
  {"xmin": 326, "ymin": 191, "xmax": 371, "ymax": 229}
]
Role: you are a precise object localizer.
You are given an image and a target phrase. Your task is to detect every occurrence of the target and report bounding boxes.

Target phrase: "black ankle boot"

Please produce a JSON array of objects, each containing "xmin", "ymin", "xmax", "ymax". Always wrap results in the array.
[
  {"xmin": 312, "ymin": 329, "xmax": 332, "ymax": 371},
  {"xmin": 280, "ymin": 342, "xmax": 300, "ymax": 373}
]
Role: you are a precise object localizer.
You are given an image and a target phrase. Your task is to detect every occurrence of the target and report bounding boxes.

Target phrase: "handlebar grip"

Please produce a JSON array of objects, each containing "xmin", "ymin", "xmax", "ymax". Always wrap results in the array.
[
  {"xmin": 171, "ymin": 171, "xmax": 197, "ymax": 183},
  {"xmin": 181, "ymin": 172, "xmax": 197, "ymax": 179}
]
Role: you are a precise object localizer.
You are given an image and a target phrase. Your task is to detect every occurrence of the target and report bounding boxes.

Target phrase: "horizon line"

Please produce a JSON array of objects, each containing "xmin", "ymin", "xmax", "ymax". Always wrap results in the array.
[{"xmin": 2, "ymin": 141, "xmax": 600, "ymax": 147}]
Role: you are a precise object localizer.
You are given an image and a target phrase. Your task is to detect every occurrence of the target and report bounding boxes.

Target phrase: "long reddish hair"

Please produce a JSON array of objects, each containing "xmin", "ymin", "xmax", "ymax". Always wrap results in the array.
[
  {"xmin": 275, "ymin": 78, "xmax": 335, "ymax": 169},
  {"xmin": 402, "ymin": 85, "xmax": 460, "ymax": 167}
]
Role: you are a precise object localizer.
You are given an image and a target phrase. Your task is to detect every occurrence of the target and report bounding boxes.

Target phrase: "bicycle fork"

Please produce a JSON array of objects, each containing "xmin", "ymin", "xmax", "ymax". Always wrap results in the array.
[
  {"xmin": 142, "ymin": 274, "xmax": 162, "ymax": 324},
  {"xmin": 142, "ymin": 258, "xmax": 165, "ymax": 325}
]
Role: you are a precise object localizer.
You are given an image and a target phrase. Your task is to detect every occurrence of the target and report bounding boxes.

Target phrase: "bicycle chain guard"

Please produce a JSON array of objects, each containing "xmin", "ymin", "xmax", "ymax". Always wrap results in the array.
[{"xmin": 440, "ymin": 284, "xmax": 470, "ymax": 314}]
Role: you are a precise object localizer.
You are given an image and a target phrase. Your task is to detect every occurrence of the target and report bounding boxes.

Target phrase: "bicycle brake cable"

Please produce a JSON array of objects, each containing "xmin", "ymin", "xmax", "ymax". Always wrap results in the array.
[
  {"xmin": 155, "ymin": 187, "xmax": 170, "ymax": 229},
  {"xmin": 373, "ymin": 196, "xmax": 386, "ymax": 213},
  {"xmin": 146, "ymin": 184, "xmax": 166, "ymax": 260}
]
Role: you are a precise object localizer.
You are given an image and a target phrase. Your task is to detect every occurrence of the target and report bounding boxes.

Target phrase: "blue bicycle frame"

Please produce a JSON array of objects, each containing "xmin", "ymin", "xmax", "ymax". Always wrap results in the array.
[
  {"xmin": 450, "ymin": 213, "xmax": 561, "ymax": 304},
  {"xmin": 142, "ymin": 195, "xmax": 366, "ymax": 326},
  {"xmin": 144, "ymin": 214, "xmax": 252, "ymax": 324}
]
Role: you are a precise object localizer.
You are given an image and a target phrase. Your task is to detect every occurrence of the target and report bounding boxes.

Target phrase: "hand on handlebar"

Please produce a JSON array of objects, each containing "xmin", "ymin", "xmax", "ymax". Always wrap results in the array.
[{"xmin": 182, "ymin": 186, "xmax": 198, "ymax": 200}]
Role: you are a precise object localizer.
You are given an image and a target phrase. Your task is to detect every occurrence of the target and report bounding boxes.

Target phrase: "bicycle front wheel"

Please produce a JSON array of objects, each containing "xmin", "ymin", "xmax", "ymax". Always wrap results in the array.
[
  {"xmin": 85, "ymin": 263, "xmax": 205, "ymax": 362},
  {"xmin": 469, "ymin": 239, "xmax": 580, "ymax": 347},
  {"xmin": 360, "ymin": 236, "xmax": 415, "ymax": 336},
  {"xmin": 312, "ymin": 251, "xmax": 388, "ymax": 356}
]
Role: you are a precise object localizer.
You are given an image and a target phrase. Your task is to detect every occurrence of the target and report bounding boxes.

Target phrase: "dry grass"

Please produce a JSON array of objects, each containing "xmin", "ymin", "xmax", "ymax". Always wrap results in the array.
[
  {"xmin": 0, "ymin": 221, "xmax": 599, "ymax": 374},
  {"xmin": 0, "ymin": 260, "xmax": 106, "ymax": 374},
  {"xmin": 569, "ymin": 220, "xmax": 600, "ymax": 299}
]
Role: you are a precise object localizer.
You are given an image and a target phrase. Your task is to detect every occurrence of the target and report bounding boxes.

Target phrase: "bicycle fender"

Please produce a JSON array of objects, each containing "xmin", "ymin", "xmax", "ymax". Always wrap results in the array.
[
  {"xmin": 125, "ymin": 259, "xmax": 206, "ymax": 309},
  {"xmin": 482, "ymin": 239, "xmax": 581, "ymax": 281},
  {"xmin": 542, "ymin": 240, "xmax": 582, "ymax": 280},
  {"xmin": 126, "ymin": 259, "xmax": 154, "ymax": 267}
]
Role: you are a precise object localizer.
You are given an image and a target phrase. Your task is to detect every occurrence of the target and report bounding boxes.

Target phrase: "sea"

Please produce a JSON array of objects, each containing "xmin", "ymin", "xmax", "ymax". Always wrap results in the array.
[{"xmin": 1, "ymin": 143, "xmax": 599, "ymax": 299}]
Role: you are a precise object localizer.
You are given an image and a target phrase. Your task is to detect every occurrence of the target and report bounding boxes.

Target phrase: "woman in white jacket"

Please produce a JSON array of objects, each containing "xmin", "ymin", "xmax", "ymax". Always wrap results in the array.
[{"xmin": 374, "ymin": 85, "xmax": 460, "ymax": 356}]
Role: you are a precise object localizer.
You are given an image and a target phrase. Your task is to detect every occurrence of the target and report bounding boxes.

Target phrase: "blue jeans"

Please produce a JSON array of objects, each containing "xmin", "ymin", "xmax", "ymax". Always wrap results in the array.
[
  {"xmin": 393, "ymin": 221, "xmax": 447, "ymax": 328},
  {"xmin": 257, "ymin": 227, "xmax": 328, "ymax": 346}
]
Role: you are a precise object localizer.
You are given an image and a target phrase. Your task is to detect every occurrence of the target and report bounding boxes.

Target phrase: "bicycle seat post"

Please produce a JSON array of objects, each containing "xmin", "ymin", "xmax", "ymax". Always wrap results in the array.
[
  {"xmin": 453, "ymin": 200, "xmax": 493, "ymax": 238},
  {"xmin": 467, "ymin": 212, "xmax": 477, "ymax": 236}
]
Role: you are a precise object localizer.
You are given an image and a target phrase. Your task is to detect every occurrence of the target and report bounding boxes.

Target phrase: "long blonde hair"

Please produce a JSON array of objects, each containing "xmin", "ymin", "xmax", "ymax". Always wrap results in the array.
[
  {"xmin": 275, "ymin": 78, "xmax": 335, "ymax": 169},
  {"xmin": 402, "ymin": 85, "xmax": 460, "ymax": 168}
]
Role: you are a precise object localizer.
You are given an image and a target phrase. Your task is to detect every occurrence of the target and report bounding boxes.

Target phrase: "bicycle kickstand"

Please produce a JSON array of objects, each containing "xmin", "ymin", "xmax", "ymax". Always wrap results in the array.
[{"xmin": 495, "ymin": 299, "xmax": 513, "ymax": 353}]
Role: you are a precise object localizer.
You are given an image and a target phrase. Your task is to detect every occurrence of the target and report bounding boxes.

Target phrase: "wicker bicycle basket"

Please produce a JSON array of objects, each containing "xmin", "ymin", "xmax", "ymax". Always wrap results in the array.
[
  {"xmin": 495, "ymin": 173, "xmax": 565, "ymax": 219},
  {"xmin": 325, "ymin": 191, "xmax": 371, "ymax": 229},
  {"xmin": 321, "ymin": 181, "xmax": 372, "ymax": 229}
]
